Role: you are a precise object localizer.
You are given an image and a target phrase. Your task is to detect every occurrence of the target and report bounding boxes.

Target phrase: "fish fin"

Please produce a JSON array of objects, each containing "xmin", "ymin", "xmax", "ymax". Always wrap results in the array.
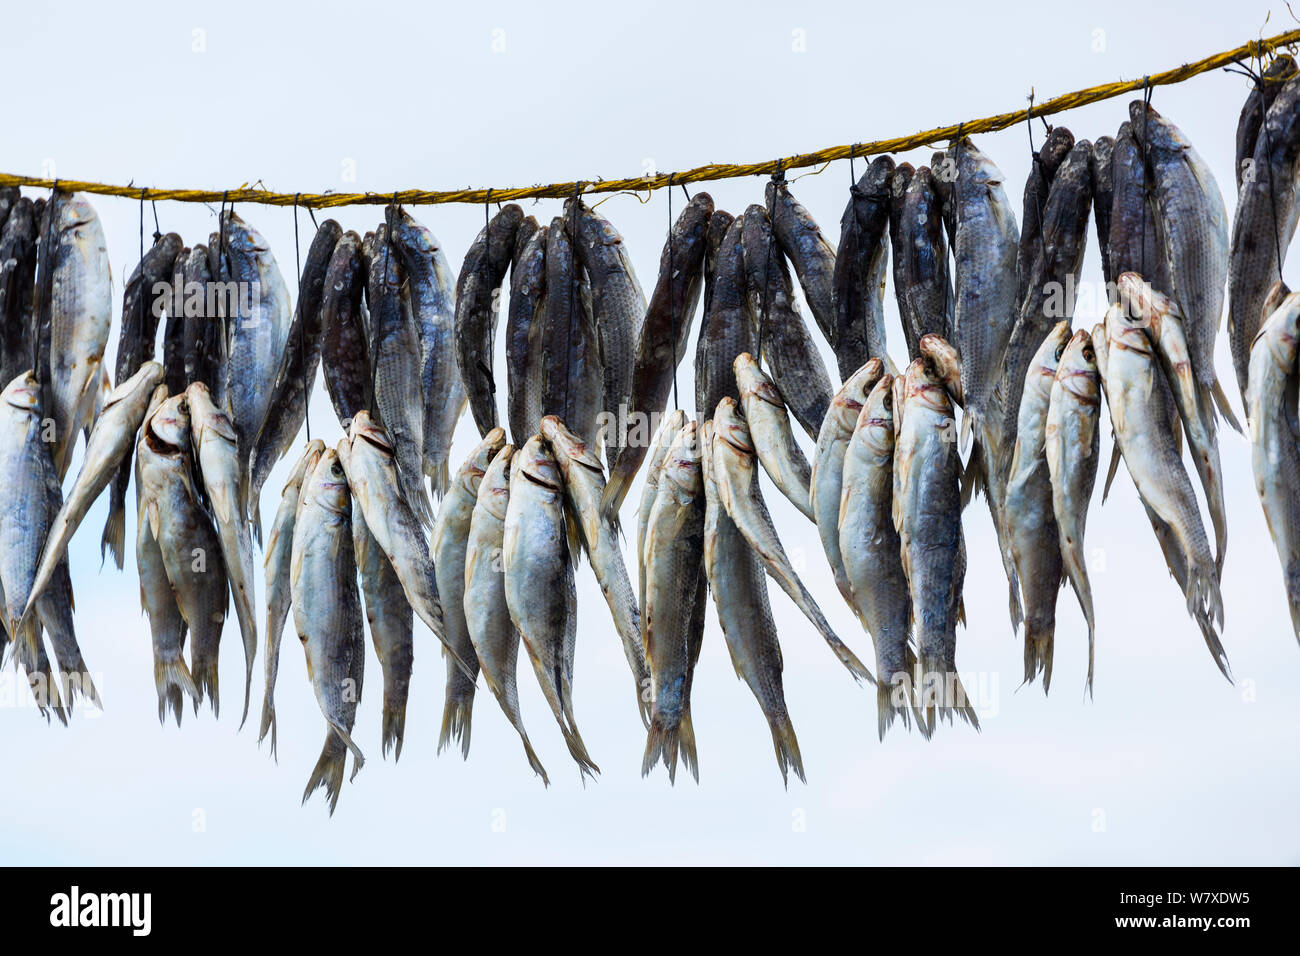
[
  {"xmin": 678, "ymin": 707, "xmax": 700, "ymax": 784},
  {"xmin": 382, "ymin": 692, "xmax": 408, "ymax": 762},
  {"xmin": 1022, "ymin": 619, "xmax": 1055, "ymax": 694},
  {"xmin": 1210, "ymin": 377, "xmax": 1243, "ymax": 434},
  {"xmin": 155, "ymin": 655, "xmax": 200, "ymax": 726},
  {"xmin": 437, "ymin": 692, "xmax": 473, "ymax": 760},
  {"xmin": 429, "ymin": 460, "xmax": 450, "ymax": 500},
  {"xmin": 259, "ymin": 701, "xmax": 278, "ymax": 761},
  {"xmin": 1102, "ymin": 436, "xmax": 1122, "ymax": 502},
  {"xmin": 100, "ymin": 505, "xmax": 126, "ymax": 571},
  {"xmin": 600, "ymin": 460, "xmax": 634, "ymax": 523},
  {"xmin": 191, "ymin": 650, "xmax": 219, "ymax": 718},
  {"xmin": 642, "ymin": 713, "xmax": 683, "ymax": 783},
  {"xmin": 766, "ymin": 709, "xmax": 805, "ymax": 786},
  {"xmin": 959, "ymin": 413, "xmax": 973, "ymax": 455},
  {"xmin": 302, "ymin": 730, "xmax": 348, "ymax": 815},
  {"xmin": 14, "ymin": 622, "xmax": 65, "ymax": 724},
  {"xmin": 326, "ymin": 717, "xmax": 367, "ymax": 779}
]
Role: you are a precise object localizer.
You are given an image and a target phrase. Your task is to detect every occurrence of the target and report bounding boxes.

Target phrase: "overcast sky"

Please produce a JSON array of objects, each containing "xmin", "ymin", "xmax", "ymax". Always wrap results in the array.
[{"xmin": 2, "ymin": 0, "xmax": 1298, "ymax": 864}]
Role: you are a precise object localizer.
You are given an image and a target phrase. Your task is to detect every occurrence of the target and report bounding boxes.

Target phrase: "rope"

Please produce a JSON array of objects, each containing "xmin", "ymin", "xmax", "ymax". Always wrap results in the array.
[{"xmin": 1, "ymin": 30, "xmax": 1294, "ymax": 210}]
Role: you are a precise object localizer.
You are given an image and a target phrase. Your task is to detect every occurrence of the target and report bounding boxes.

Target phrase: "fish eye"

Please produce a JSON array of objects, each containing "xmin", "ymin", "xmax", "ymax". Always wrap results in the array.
[
  {"xmin": 1082, "ymin": 345, "xmax": 1095, "ymax": 363},
  {"xmin": 178, "ymin": 399, "xmax": 189, "ymax": 413},
  {"xmin": 1055, "ymin": 344, "xmax": 1067, "ymax": 361},
  {"xmin": 882, "ymin": 392, "xmax": 893, "ymax": 411},
  {"xmin": 331, "ymin": 462, "xmax": 344, "ymax": 478}
]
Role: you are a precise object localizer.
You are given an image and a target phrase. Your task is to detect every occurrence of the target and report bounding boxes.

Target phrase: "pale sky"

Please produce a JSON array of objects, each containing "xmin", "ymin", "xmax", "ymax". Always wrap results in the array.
[{"xmin": 2, "ymin": 0, "xmax": 1297, "ymax": 864}]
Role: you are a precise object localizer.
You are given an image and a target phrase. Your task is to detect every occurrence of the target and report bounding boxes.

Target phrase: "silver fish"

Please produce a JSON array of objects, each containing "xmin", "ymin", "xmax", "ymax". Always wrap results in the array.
[
  {"xmin": 734, "ymin": 352, "xmax": 814, "ymax": 520},
  {"xmin": 431, "ymin": 428, "xmax": 507, "ymax": 758},
  {"xmin": 711, "ymin": 397, "xmax": 873, "ymax": 682},
  {"xmin": 259, "ymin": 439, "xmax": 325, "ymax": 756},
  {"xmin": 700, "ymin": 419, "xmax": 803, "ymax": 783},
  {"xmin": 503, "ymin": 436, "xmax": 598, "ymax": 779},
  {"xmin": 542, "ymin": 415, "xmax": 649, "ymax": 726},
  {"xmin": 464, "ymin": 444, "xmax": 550, "ymax": 783},
  {"xmin": 292, "ymin": 448, "xmax": 366, "ymax": 814}
]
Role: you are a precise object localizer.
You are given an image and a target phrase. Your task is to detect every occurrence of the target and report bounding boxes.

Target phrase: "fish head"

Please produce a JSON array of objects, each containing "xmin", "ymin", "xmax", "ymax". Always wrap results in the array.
[
  {"xmin": 184, "ymin": 381, "xmax": 236, "ymax": 443},
  {"xmin": 712, "ymin": 397, "xmax": 753, "ymax": 459},
  {"xmin": 902, "ymin": 357, "xmax": 953, "ymax": 417},
  {"xmin": 305, "ymin": 448, "xmax": 351, "ymax": 516},
  {"xmin": 1033, "ymin": 321, "xmax": 1074, "ymax": 383},
  {"xmin": 285, "ymin": 439, "xmax": 327, "ymax": 494},
  {"xmin": 219, "ymin": 211, "xmax": 265, "ymax": 254},
  {"xmin": 733, "ymin": 353, "xmax": 783, "ymax": 408},
  {"xmin": 348, "ymin": 411, "xmax": 394, "ymax": 456},
  {"xmin": 829, "ymin": 357, "xmax": 884, "ymax": 431},
  {"xmin": 890, "ymin": 163, "xmax": 914, "ymax": 203},
  {"xmin": 103, "ymin": 361, "xmax": 164, "ymax": 412},
  {"xmin": 1116, "ymin": 272, "xmax": 1178, "ymax": 337},
  {"xmin": 857, "ymin": 374, "xmax": 896, "ymax": 455},
  {"xmin": 146, "ymin": 394, "xmax": 192, "ymax": 453},
  {"xmin": 515, "ymin": 435, "xmax": 563, "ymax": 492},
  {"xmin": 58, "ymin": 194, "xmax": 99, "ymax": 231},
  {"xmin": 477, "ymin": 444, "xmax": 516, "ymax": 520},
  {"xmin": 918, "ymin": 334, "xmax": 963, "ymax": 406},
  {"xmin": 456, "ymin": 426, "xmax": 508, "ymax": 497},
  {"xmin": 661, "ymin": 421, "xmax": 703, "ymax": 496},
  {"xmin": 2, "ymin": 371, "xmax": 41, "ymax": 414},
  {"xmin": 540, "ymin": 416, "xmax": 603, "ymax": 476},
  {"xmin": 1256, "ymin": 289, "xmax": 1300, "ymax": 373},
  {"xmin": 1104, "ymin": 300, "xmax": 1153, "ymax": 357},
  {"xmin": 1127, "ymin": 101, "xmax": 1179, "ymax": 152},
  {"xmin": 1055, "ymin": 330, "xmax": 1101, "ymax": 405}
]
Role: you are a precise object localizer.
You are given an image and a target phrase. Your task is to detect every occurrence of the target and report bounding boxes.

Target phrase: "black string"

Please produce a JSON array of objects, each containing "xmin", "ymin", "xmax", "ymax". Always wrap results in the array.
[
  {"xmin": 1026, "ymin": 91, "xmax": 1049, "ymax": 262},
  {"xmin": 150, "ymin": 200, "xmax": 161, "ymax": 242},
  {"xmin": 307, "ymin": 206, "xmax": 318, "ymax": 229},
  {"xmin": 849, "ymin": 144, "xmax": 856, "ymax": 184},
  {"xmin": 564, "ymin": 182, "xmax": 581, "ymax": 424},
  {"xmin": 680, "ymin": 183, "xmax": 691, "ymax": 202},
  {"xmin": 1139, "ymin": 77, "xmax": 1152, "ymax": 293},
  {"xmin": 757, "ymin": 161, "xmax": 782, "ymax": 364},
  {"xmin": 293, "ymin": 194, "xmax": 311, "ymax": 442},
  {"xmin": 668, "ymin": 175, "xmax": 679, "ymax": 410}
]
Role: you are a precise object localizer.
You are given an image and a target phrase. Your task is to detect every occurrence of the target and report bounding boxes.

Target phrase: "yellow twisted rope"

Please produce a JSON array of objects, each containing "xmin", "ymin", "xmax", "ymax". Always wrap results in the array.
[{"xmin": 2, "ymin": 30, "xmax": 1295, "ymax": 209}]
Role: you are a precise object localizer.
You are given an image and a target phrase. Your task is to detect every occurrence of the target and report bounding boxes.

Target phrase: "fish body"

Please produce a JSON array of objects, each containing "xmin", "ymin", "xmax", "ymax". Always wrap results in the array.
[
  {"xmin": 0, "ymin": 198, "xmax": 39, "ymax": 388},
  {"xmin": 711, "ymin": 398, "xmax": 872, "ymax": 681},
  {"xmin": 506, "ymin": 223, "xmax": 548, "ymax": 444},
  {"xmin": 259, "ymin": 439, "xmax": 324, "ymax": 754},
  {"xmin": 390, "ymin": 207, "xmax": 465, "ymax": 496},
  {"xmin": 464, "ymin": 443, "xmax": 549, "ymax": 782},
  {"xmin": 1090, "ymin": 136, "xmax": 1116, "ymax": 286},
  {"xmin": 503, "ymin": 436, "xmax": 598, "ymax": 779},
  {"xmin": 894, "ymin": 358, "xmax": 977, "ymax": 730},
  {"xmin": 833, "ymin": 157, "xmax": 894, "ymax": 371},
  {"xmin": 768, "ymin": 180, "xmax": 838, "ymax": 347},
  {"xmin": 319, "ymin": 231, "xmax": 372, "ymax": 430},
  {"xmin": 838, "ymin": 374, "xmax": 919, "ymax": 736},
  {"xmin": 640, "ymin": 422, "xmax": 707, "ymax": 783},
  {"xmin": 1017, "ymin": 126, "xmax": 1075, "ymax": 307},
  {"xmin": 456, "ymin": 204, "xmax": 524, "ymax": 436},
  {"xmin": 734, "ymin": 352, "xmax": 814, "ymax": 520},
  {"xmin": 739, "ymin": 205, "xmax": 834, "ymax": 438},
  {"xmin": 250, "ymin": 219, "xmax": 341, "ymax": 513},
  {"xmin": 699, "ymin": 419, "xmax": 803, "ymax": 782},
  {"xmin": 292, "ymin": 449, "xmax": 366, "ymax": 814},
  {"xmin": 1004, "ymin": 323, "xmax": 1071, "ymax": 690},
  {"xmin": 564, "ymin": 201, "xmax": 647, "ymax": 470},
  {"xmin": 1229, "ymin": 74, "xmax": 1300, "ymax": 405},
  {"xmin": 601, "ymin": 194, "xmax": 712, "ymax": 516},
  {"xmin": 1247, "ymin": 285, "xmax": 1300, "ymax": 643},
  {"xmin": 542, "ymin": 415, "xmax": 649, "ymax": 725},
  {"xmin": 431, "ymin": 428, "xmax": 507, "ymax": 757},
  {"xmin": 896, "ymin": 166, "xmax": 953, "ymax": 355},
  {"xmin": 811, "ymin": 358, "xmax": 885, "ymax": 610},
  {"xmin": 1045, "ymin": 330, "xmax": 1101, "ymax": 691},
  {"xmin": 695, "ymin": 213, "xmax": 754, "ymax": 421}
]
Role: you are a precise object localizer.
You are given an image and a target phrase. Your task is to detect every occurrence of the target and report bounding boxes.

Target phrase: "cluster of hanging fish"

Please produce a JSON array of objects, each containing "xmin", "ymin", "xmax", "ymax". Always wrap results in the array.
[{"xmin": 5, "ymin": 57, "xmax": 1300, "ymax": 808}]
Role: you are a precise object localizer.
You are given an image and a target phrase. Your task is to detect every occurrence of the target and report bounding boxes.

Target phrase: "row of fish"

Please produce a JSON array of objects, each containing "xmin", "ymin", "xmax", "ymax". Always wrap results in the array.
[{"xmin": 4, "ymin": 61, "xmax": 1300, "ymax": 807}]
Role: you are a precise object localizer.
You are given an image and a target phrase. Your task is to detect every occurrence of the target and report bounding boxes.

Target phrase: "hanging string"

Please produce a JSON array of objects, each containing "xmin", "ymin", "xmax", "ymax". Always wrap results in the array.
[
  {"xmin": 150, "ymin": 199, "xmax": 161, "ymax": 242},
  {"xmin": 293, "ymin": 194, "xmax": 311, "ymax": 442},
  {"xmin": 1139, "ymin": 77, "xmax": 1152, "ymax": 299},
  {"xmin": 1026, "ymin": 90, "xmax": 1049, "ymax": 262},
  {"xmin": 756, "ymin": 161, "xmax": 783, "ymax": 364},
  {"xmin": 564, "ymin": 182, "xmax": 582, "ymax": 424},
  {"xmin": 667, "ymin": 174, "xmax": 679, "ymax": 411},
  {"xmin": 849, "ymin": 144, "xmax": 856, "ymax": 184}
]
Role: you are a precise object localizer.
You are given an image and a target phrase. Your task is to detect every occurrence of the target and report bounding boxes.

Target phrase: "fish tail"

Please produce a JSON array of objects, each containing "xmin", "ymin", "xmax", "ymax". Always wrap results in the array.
[
  {"xmin": 59, "ymin": 654, "xmax": 102, "ymax": 712},
  {"xmin": 1189, "ymin": 568, "xmax": 1232, "ymax": 682},
  {"xmin": 1021, "ymin": 620, "xmax": 1054, "ymax": 694},
  {"xmin": 259, "ymin": 702, "xmax": 277, "ymax": 761},
  {"xmin": 155, "ymin": 654, "xmax": 199, "ymax": 727},
  {"xmin": 679, "ymin": 707, "xmax": 700, "ymax": 784},
  {"xmin": 948, "ymin": 672, "xmax": 982, "ymax": 731},
  {"xmin": 381, "ymin": 694, "xmax": 408, "ymax": 762},
  {"xmin": 877, "ymin": 672, "xmax": 915, "ymax": 741},
  {"xmin": 959, "ymin": 427, "xmax": 984, "ymax": 508},
  {"xmin": 302, "ymin": 730, "xmax": 349, "ymax": 816},
  {"xmin": 1209, "ymin": 377, "xmax": 1243, "ymax": 434},
  {"xmin": 1063, "ymin": 553, "xmax": 1097, "ymax": 698},
  {"xmin": 437, "ymin": 691, "xmax": 474, "ymax": 761},
  {"xmin": 15, "ymin": 623, "xmax": 65, "ymax": 724},
  {"xmin": 191, "ymin": 653, "xmax": 220, "ymax": 718},
  {"xmin": 428, "ymin": 459, "xmax": 451, "ymax": 500},
  {"xmin": 100, "ymin": 503, "xmax": 125, "ymax": 571},
  {"xmin": 766, "ymin": 709, "xmax": 805, "ymax": 786},
  {"xmin": 599, "ymin": 460, "xmax": 634, "ymax": 523},
  {"xmin": 641, "ymin": 712, "xmax": 682, "ymax": 783},
  {"xmin": 325, "ymin": 717, "xmax": 367, "ymax": 781}
]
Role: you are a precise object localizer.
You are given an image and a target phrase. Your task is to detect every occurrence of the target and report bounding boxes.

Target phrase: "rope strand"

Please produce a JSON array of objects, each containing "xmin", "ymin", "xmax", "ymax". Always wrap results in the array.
[{"xmin": 1, "ymin": 29, "xmax": 1293, "ymax": 210}]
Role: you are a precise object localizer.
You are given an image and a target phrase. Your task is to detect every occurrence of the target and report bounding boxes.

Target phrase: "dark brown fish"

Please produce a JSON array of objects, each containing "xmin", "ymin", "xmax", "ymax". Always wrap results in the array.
[
  {"xmin": 768, "ymin": 180, "xmax": 837, "ymax": 347},
  {"xmin": 833, "ymin": 156, "xmax": 894, "ymax": 372},
  {"xmin": 600, "ymin": 193, "xmax": 713, "ymax": 516},
  {"xmin": 896, "ymin": 166, "xmax": 953, "ymax": 355},
  {"xmin": 181, "ymin": 245, "xmax": 225, "ymax": 395},
  {"xmin": 695, "ymin": 212, "xmax": 753, "ymax": 422},
  {"xmin": 739, "ymin": 204, "xmax": 834, "ymax": 439},
  {"xmin": 506, "ymin": 223, "xmax": 547, "ymax": 444},
  {"xmin": 456, "ymin": 204, "xmax": 525, "ymax": 436},
  {"xmin": 0, "ymin": 197, "xmax": 39, "ymax": 387},
  {"xmin": 1236, "ymin": 54, "xmax": 1298, "ymax": 191},
  {"xmin": 320, "ymin": 231, "xmax": 372, "ymax": 431},
  {"xmin": 1017, "ymin": 126, "xmax": 1075, "ymax": 308},
  {"xmin": 1089, "ymin": 136, "xmax": 1115, "ymax": 287}
]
